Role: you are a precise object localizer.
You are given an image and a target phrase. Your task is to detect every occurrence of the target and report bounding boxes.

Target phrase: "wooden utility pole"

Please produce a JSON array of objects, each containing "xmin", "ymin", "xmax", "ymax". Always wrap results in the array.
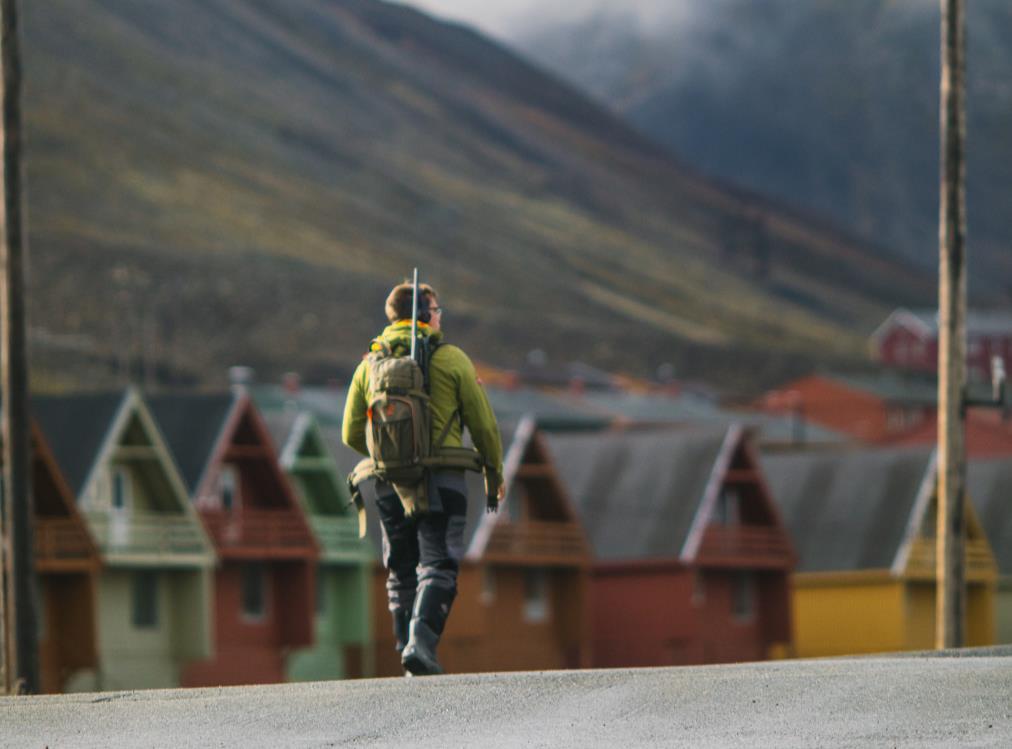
[
  {"xmin": 936, "ymin": 0, "xmax": 968, "ymax": 650},
  {"xmin": 0, "ymin": 0, "xmax": 37, "ymax": 692}
]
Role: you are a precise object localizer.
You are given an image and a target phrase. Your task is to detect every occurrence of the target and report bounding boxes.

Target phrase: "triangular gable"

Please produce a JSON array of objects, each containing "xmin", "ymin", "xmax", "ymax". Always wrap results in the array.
[
  {"xmin": 31, "ymin": 420, "xmax": 100, "ymax": 569},
  {"xmin": 279, "ymin": 411, "xmax": 352, "ymax": 515},
  {"xmin": 680, "ymin": 426, "xmax": 794, "ymax": 566},
  {"xmin": 893, "ymin": 453, "xmax": 997, "ymax": 579},
  {"xmin": 869, "ymin": 307, "xmax": 935, "ymax": 347},
  {"xmin": 467, "ymin": 416, "xmax": 589, "ymax": 563}
]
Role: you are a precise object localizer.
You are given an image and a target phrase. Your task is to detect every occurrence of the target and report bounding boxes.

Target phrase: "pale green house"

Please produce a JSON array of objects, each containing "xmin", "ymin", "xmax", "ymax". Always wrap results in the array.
[
  {"xmin": 262, "ymin": 408, "xmax": 374, "ymax": 680},
  {"xmin": 33, "ymin": 389, "xmax": 216, "ymax": 691}
]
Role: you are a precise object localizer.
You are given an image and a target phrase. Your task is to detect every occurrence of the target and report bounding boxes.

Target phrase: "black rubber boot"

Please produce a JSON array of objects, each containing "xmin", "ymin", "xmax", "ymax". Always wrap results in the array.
[
  {"xmin": 401, "ymin": 585, "xmax": 455, "ymax": 676},
  {"xmin": 392, "ymin": 607, "xmax": 413, "ymax": 653}
]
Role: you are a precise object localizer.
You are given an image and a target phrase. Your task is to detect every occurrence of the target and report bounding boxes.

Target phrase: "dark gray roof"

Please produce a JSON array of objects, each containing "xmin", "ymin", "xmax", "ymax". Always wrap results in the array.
[
  {"xmin": 259, "ymin": 408, "xmax": 301, "ymax": 459},
  {"xmin": 147, "ymin": 393, "xmax": 237, "ymax": 493},
  {"xmin": 32, "ymin": 392, "xmax": 128, "ymax": 498},
  {"xmin": 761, "ymin": 447, "xmax": 933, "ymax": 573},
  {"xmin": 545, "ymin": 426, "xmax": 730, "ymax": 561},
  {"xmin": 968, "ymin": 459, "xmax": 1012, "ymax": 574}
]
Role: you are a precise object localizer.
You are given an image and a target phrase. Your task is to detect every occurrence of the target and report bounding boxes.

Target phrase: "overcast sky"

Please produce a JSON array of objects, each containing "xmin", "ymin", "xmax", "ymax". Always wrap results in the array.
[{"xmin": 397, "ymin": 0, "xmax": 691, "ymax": 39}]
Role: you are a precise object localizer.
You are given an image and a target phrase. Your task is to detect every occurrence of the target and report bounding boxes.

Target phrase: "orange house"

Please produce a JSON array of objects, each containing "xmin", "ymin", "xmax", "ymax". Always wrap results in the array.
[
  {"xmin": 31, "ymin": 420, "xmax": 101, "ymax": 692},
  {"xmin": 548, "ymin": 424, "xmax": 795, "ymax": 667},
  {"xmin": 361, "ymin": 418, "xmax": 593, "ymax": 676}
]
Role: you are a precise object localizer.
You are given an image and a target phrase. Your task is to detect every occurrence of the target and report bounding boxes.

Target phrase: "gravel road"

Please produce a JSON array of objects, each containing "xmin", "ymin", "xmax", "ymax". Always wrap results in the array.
[{"xmin": 3, "ymin": 651, "xmax": 1011, "ymax": 748}]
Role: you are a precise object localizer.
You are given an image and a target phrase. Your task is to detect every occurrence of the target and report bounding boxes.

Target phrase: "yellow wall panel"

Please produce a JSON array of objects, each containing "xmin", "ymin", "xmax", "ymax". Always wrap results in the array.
[{"xmin": 792, "ymin": 577, "xmax": 905, "ymax": 658}]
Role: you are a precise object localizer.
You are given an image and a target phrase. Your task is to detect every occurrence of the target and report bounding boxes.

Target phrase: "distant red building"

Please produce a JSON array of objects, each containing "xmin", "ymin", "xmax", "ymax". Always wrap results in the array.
[
  {"xmin": 149, "ymin": 392, "xmax": 318, "ymax": 687},
  {"xmin": 757, "ymin": 373, "xmax": 936, "ymax": 443},
  {"xmin": 547, "ymin": 424, "xmax": 795, "ymax": 667},
  {"xmin": 871, "ymin": 308, "xmax": 1012, "ymax": 381},
  {"xmin": 884, "ymin": 410, "xmax": 1012, "ymax": 458}
]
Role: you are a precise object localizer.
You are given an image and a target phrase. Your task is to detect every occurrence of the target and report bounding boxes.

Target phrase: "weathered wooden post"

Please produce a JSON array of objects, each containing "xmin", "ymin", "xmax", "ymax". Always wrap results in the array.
[
  {"xmin": 936, "ymin": 0, "xmax": 967, "ymax": 650},
  {"xmin": 0, "ymin": 0, "xmax": 38, "ymax": 691}
]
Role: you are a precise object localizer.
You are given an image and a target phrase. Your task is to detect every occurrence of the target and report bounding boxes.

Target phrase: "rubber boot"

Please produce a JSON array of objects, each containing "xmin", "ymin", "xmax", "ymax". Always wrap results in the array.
[
  {"xmin": 392, "ymin": 607, "xmax": 413, "ymax": 653},
  {"xmin": 401, "ymin": 585, "xmax": 455, "ymax": 676}
]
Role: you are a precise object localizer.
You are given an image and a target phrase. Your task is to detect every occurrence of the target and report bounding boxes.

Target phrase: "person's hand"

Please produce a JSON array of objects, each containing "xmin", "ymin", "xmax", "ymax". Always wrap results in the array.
[{"xmin": 497, "ymin": 482, "xmax": 506, "ymax": 501}]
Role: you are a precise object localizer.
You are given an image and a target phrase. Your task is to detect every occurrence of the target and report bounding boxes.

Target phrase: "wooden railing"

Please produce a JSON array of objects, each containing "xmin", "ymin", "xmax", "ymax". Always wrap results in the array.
[
  {"xmin": 34, "ymin": 517, "xmax": 94, "ymax": 565},
  {"xmin": 905, "ymin": 537, "xmax": 995, "ymax": 580},
  {"xmin": 84, "ymin": 510, "xmax": 208, "ymax": 559},
  {"xmin": 202, "ymin": 508, "xmax": 312, "ymax": 557},
  {"xmin": 310, "ymin": 514, "xmax": 372, "ymax": 561},
  {"xmin": 695, "ymin": 525, "xmax": 793, "ymax": 567},
  {"xmin": 485, "ymin": 520, "xmax": 586, "ymax": 564}
]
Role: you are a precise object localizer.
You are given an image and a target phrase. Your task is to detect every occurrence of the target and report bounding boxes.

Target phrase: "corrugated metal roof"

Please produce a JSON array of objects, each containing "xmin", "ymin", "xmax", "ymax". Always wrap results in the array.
[
  {"xmin": 545, "ymin": 426, "xmax": 729, "ymax": 561},
  {"xmin": 968, "ymin": 459, "xmax": 1012, "ymax": 575},
  {"xmin": 761, "ymin": 447, "xmax": 933, "ymax": 573},
  {"xmin": 32, "ymin": 392, "xmax": 127, "ymax": 498},
  {"xmin": 147, "ymin": 393, "xmax": 237, "ymax": 493}
]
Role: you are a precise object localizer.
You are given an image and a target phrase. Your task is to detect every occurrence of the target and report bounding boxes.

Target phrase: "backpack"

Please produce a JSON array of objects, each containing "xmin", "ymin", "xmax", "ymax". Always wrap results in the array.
[
  {"xmin": 347, "ymin": 335, "xmax": 494, "ymax": 535},
  {"xmin": 363, "ymin": 338, "xmax": 436, "ymax": 490}
]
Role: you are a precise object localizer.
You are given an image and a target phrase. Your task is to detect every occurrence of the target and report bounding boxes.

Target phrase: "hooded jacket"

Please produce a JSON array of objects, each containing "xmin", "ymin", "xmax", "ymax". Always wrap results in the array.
[{"xmin": 342, "ymin": 321, "xmax": 504, "ymax": 482}]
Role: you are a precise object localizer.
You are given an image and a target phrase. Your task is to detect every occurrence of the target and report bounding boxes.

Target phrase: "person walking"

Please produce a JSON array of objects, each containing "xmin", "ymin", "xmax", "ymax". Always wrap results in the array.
[{"xmin": 343, "ymin": 280, "xmax": 504, "ymax": 675}]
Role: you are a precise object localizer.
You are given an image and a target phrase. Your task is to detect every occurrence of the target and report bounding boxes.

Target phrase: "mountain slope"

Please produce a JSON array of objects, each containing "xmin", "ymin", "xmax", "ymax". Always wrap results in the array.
[
  {"xmin": 23, "ymin": 0, "xmax": 932, "ymax": 391},
  {"xmin": 516, "ymin": 0, "xmax": 1012, "ymax": 294}
]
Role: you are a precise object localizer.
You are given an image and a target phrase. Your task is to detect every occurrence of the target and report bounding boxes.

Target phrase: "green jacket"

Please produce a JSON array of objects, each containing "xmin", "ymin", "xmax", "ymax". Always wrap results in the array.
[{"xmin": 342, "ymin": 321, "xmax": 504, "ymax": 482}]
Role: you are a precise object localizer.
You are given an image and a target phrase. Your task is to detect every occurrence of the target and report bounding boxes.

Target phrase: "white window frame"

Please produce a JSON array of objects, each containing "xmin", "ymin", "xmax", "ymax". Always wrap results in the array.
[
  {"xmin": 220, "ymin": 465, "xmax": 240, "ymax": 512},
  {"xmin": 111, "ymin": 465, "xmax": 132, "ymax": 512},
  {"xmin": 732, "ymin": 572, "xmax": 755, "ymax": 622},
  {"xmin": 523, "ymin": 569, "xmax": 549, "ymax": 623},
  {"xmin": 240, "ymin": 562, "xmax": 269, "ymax": 623}
]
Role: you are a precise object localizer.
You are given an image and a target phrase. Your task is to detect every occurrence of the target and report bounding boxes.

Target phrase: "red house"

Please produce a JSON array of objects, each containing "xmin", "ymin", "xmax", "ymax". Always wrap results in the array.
[
  {"xmin": 871, "ymin": 308, "xmax": 1012, "ymax": 381},
  {"xmin": 547, "ymin": 424, "xmax": 795, "ymax": 667},
  {"xmin": 148, "ymin": 392, "xmax": 318, "ymax": 686}
]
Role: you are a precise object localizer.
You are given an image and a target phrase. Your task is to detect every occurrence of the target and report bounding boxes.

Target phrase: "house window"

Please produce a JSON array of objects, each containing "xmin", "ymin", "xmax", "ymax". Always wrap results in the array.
[
  {"xmin": 480, "ymin": 567, "xmax": 496, "ymax": 606},
  {"xmin": 692, "ymin": 571, "xmax": 706, "ymax": 607},
  {"xmin": 112, "ymin": 467, "xmax": 131, "ymax": 511},
  {"xmin": 132, "ymin": 571, "xmax": 159, "ymax": 629},
  {"xmin": 716, "ymin": 487, "xmax": 740, "ymax": 526},
  {"xmin": 241, "ymin": 562, "xmax": 268, "ymax": 621},
  {"xmin": 732, "ymin": 572, "xmax": 755, "ymax": 622},
  {"xmin": 220, "ymin": 465, "xmax": 239, "ymax": 512},
  {"xmin": 315, "ymin": 571, "xmax": 326, "ymax": 617},
  {"xmin": 523, "ymin": 569, "xmax": 549, "ymax": 623}
]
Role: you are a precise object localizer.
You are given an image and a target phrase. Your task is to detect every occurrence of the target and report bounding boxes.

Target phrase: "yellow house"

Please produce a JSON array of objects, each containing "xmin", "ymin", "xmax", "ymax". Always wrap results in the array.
[
  {"xmin": 763, "ymin": 446, "xmax": 996, "ymax": 657},
  {"xmin": 968, "ymin": 458, "xmax": 1012, "ymax": 644}
]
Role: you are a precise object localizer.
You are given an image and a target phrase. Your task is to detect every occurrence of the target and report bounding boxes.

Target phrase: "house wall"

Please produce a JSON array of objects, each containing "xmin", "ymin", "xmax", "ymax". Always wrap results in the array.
[
  {"xmin": 997, "ymin": 578, "xmax": 1012, "ymax": 644},
  {"xmin": 878, "ymin": 327, "xmax": 935, "ymax": 373},
  {"xmin": 38, "ymin": 572, "xmax": 98, "ymax": 693},
  {"xmin": 904, "ymin": 580, "xmax": 996, "ymax": 649},
  {"xmin": 370, "ymin": 562, "xmax": 588, "ymax": 677},
  {"xmin": 792, "ymin": 576, "xmax": 907, "ymax": 657},
  {"xmin": 591, "ymin": 566, "xmax": 696, "ymax": 667},
  {"xmin": 288, "ymin": 564, "xmax": 373, "ymax": 681},
  {"xmin": 182, "ymin": 562, "xmax": 286, "ymax": 687},
  {"xmin": 66, "ymin": 569, "xmax": 179, "ymax": 691}
]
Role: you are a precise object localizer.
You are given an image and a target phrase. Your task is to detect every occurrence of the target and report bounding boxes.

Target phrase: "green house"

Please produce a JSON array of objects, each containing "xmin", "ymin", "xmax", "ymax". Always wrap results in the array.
[
  {"xmin": 262, "ymin": 408, "xmax": 374, "ymax": 680},
  {"xmin": 33, "ymin": 389, "xmax": 216, "ymax": 691}
]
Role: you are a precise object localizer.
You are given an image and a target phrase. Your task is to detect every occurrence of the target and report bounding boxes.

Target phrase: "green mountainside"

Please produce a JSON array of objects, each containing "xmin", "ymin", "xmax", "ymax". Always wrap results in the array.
[
  {"xmin": 23, "ymin": 0, "xmax": 932, "ymax": 392},
  {"xmin": 516, "ymin": 0, "xmax": 1012, "ymax": 296}
]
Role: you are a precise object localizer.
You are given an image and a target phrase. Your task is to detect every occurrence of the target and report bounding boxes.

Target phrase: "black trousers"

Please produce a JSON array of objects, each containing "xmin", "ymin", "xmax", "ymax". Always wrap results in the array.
[{"xmin": 375, "ymin": 484, "xmax": 468, "ymax": 616}]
